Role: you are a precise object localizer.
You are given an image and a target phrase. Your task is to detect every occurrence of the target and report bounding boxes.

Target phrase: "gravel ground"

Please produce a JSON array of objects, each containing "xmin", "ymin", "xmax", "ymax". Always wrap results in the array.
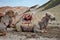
[
  {"xmin": 0, "ymin": 32, "xmax": 57, "ymax": 40},
  {"xmin": 0, "ymin": 26, "xmax": 60, "ymax": 40}
]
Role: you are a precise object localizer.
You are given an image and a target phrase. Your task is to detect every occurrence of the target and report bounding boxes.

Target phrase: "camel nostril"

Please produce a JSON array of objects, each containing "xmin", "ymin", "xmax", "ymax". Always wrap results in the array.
[
  {"xmin": 11, "ymin": 24, "xmax": 15, "ymax": 28},
  {"xmin": 10, "ymin": 24, "xmax": 14, "ymax": 27},
  {"xmin": 12, "ymin": 24, "xmax": 14, "ymax": 25},
  {"xmin": 53, "ymin": 17, "xmax": 56, "ymax": 20}
]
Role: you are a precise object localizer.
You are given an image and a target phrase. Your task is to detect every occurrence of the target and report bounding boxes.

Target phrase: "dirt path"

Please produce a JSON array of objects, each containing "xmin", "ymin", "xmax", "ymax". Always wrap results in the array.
[{"xmin": 0, "ymin": 26, "xmax": 60, "ymax": 40}]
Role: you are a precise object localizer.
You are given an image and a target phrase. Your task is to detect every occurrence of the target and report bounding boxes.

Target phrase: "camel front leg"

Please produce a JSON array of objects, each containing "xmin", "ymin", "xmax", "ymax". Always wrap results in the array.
[{"xmin": 43, "ymin": 26, "xmax": 48, "ymax": 33}]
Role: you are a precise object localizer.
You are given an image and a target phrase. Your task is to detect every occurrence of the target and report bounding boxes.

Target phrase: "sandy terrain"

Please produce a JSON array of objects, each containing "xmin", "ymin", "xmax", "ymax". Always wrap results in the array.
[{"xmin": 0, "ymin": 26, "xmax": 60, "ymax": 40}]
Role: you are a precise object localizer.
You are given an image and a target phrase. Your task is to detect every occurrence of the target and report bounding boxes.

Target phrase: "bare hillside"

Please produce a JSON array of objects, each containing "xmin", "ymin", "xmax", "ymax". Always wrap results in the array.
[
  {"xmin": 0, "ymin": 6, "xmax": 28, "ymax": 14},
  {"xmin": 37, "ymin": 4, "xmax": 60, "ymax": 21}
]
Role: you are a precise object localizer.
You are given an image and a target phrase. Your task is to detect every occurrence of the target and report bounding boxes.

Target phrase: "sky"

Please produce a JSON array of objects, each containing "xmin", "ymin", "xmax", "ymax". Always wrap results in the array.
[{"xmin": 0, "ymin": 0, "xmax": 49, "ymax": 7}]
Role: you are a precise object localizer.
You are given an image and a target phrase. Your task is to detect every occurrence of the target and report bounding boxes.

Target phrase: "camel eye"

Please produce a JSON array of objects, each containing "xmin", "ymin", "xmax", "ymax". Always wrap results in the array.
[{"xmin": 49, "ymin": 15, "xmax": 51, "ymax": 17}]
